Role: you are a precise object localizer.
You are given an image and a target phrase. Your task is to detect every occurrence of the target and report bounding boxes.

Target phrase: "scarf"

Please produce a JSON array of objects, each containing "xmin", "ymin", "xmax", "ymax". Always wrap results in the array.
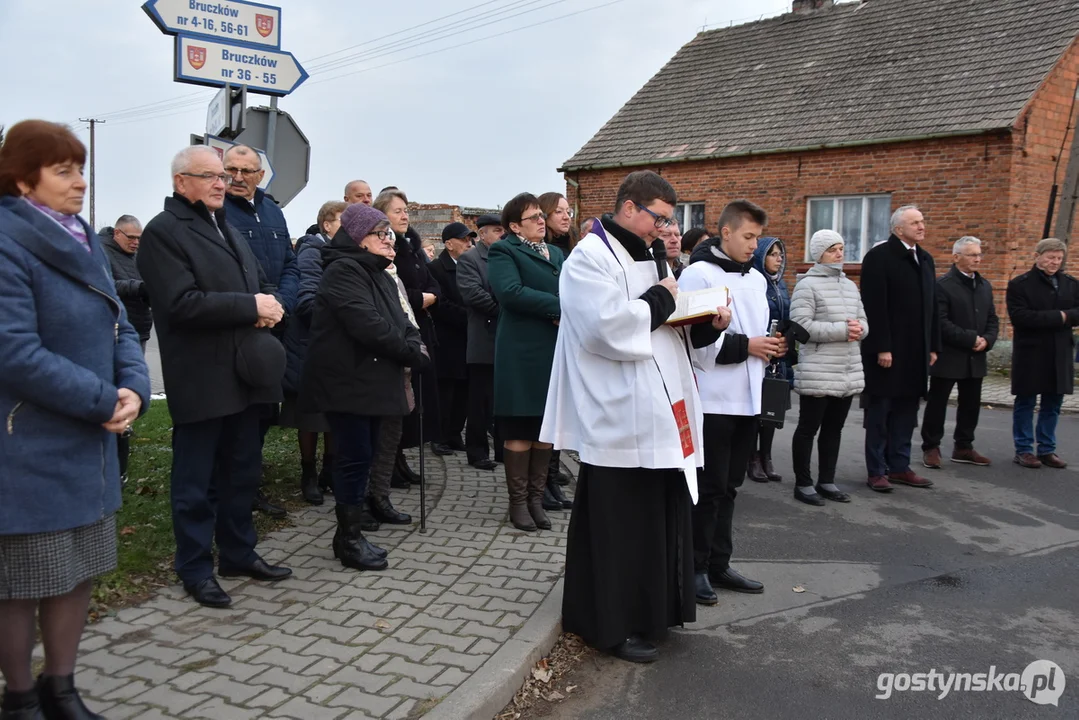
[
  {"xmin": 25, "ymin": 197, "xmax": 91, "ymax": 252},
  {"xmin": 386, "ymin": 264, "xmax": 419, "ymax": 328}
]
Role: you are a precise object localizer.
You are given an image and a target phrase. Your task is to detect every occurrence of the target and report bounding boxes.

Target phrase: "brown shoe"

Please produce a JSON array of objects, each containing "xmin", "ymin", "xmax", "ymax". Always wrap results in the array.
[
  {"xmin": 867, "ymin": 475, "xmax": 894, "ymax": 493},
  {"xmin": 526, "ymin": 447, "xmax": 553, "ymax": 530},
  {"xmin": 951, "ymin": 448, "xmax": 990, "ymax": 466},
  {"xmin": 888, "ymin": 471, "xmax": 934, "ymax": 488},
  {"xmin": 747, "ymin": 452, "xmax": 769, "ymax": 483},
  {"xmin": 1038, "ymin": 453, "xmax": 1067, "ymax": 469},
  {"xmin": 503, "ymin": 450, "xmax": 537, "ymax": 531},
  {"xmin": 922, "ymin": 448, "xmax": 942, "ymax": 469},
  {"xmin": 1014, "ymin": 453, "xmax": 1042, "ymax": 469}
]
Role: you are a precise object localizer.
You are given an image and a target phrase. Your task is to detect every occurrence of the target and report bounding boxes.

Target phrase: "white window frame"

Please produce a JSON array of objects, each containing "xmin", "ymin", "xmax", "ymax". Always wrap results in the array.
[
  {"xmin": 675, "ymin": 202, "xmax": 705, "ymax": 231},
  {"xmin": 804, "ymin": 194, "xmax": 892, "ymax": 263}
]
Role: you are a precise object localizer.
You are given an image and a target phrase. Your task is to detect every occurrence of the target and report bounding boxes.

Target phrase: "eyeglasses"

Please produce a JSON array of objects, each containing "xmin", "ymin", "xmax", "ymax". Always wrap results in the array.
[
  {"xmin": 520, "ymin": 212, "xmax": 546, "ymax": 224},
  {"xmin": 224, "ymin": 166, "xmax": 261, "ymax": 176},
  {"xmin": 635, "ymin": 203, "xmax": 674, "ymax": 228},
  {"xmin": 117, "ymin": 229, "xmax": 142, "ymax": 241},
  {"xmin": 181, "ymin": 172, "xmax": 230, "ymax": 183},
  {"xmin": 367, "ymin": 230, "xmax": 393, "ymax": 241}
]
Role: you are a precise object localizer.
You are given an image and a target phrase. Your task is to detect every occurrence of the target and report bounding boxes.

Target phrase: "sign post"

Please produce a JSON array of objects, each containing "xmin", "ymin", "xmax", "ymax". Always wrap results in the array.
[{"xmin": 143, "ymin": 0, "xmax": 282, "ymax": 48}]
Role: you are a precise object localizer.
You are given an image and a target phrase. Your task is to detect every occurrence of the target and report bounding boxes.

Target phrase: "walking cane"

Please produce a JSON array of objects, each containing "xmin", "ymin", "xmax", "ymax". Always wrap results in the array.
[{"xmin": 417, "ymin": 372, "xmax": 427, "ymax": 533}]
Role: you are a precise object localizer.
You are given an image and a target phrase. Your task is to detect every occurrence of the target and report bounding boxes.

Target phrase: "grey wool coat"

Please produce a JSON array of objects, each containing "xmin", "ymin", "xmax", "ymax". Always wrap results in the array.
[{"xmin": 790, "ymin": 263, "xmax": 869, "ymax": 397}]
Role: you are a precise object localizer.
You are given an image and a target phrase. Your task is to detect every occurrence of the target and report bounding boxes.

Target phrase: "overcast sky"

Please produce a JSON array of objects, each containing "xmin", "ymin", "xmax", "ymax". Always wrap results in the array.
[{"xmin": 2, "ymin": 0, "xmax": 792, "ymax": 235}]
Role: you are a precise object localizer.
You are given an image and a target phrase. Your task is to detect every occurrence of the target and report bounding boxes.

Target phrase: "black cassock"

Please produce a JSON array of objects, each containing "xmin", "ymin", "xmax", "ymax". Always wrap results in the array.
[{"xmin": 562, "ymin": 464, "xmax": 695, "ymax": 650}]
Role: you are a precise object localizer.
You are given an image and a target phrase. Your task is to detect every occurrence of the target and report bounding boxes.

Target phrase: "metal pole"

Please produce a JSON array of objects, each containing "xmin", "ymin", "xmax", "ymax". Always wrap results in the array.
[
  {"xmin": 266, "ymin": 96, "xmax": 279, "ymax": 162},
  {"xmin": 418, "ymin": 372, "xmax": 427, "ymax": 533},
  {"xmin": 78, "ymin": 118, "xmax": 105, "ymax": 229}
]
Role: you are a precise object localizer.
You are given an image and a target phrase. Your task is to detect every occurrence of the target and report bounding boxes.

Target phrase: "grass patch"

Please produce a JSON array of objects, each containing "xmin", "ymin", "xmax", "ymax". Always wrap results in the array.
[{"xmin": 90, "ymin": 400, "xmax": 309, "ymax": 616}]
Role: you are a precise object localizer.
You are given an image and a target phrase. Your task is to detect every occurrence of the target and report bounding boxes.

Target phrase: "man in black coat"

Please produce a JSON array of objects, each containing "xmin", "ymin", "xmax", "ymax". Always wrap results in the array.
[
  {"xmin": 859, "ymin": 205, "xmax": 941, "ymax": 493},
  {"xmin": 429, "ymin": 222, "xmax": 475, "ymax": 454},
  {"xmin": 920, "ymin": 236, "xmax": 998, "ymax": 469},
  {"xmin": 99, "ymin": 216, "xmax": 152, "ymax": 348},
  {"xmin": 1006, "ymin": 237, "xmax": 1079, "ymax": 469},
  {"xmin": 138, "ymin": 146, "xmax": 292, "ymax": 609},
  {"xmin": 457, "ymin": 214, "xmax": 503, "ymax": 470}
]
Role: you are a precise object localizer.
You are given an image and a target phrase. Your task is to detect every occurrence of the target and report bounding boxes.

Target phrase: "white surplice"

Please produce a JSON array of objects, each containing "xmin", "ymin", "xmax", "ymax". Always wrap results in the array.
[{"xmin": 539, "ymin": 229, "xmax": 704, "ymax": 502}]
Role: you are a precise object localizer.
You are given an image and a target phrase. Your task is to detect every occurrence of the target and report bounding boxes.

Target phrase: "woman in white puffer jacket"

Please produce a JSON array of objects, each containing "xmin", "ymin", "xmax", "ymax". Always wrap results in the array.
[{"xmin": 790, "ymin": 230, "xmax": 868, "ymax": 506}]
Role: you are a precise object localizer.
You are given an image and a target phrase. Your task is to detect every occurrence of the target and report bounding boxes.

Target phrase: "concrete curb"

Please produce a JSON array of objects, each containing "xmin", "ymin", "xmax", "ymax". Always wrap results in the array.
[{"xmin": 423, "ymin": 579, "xmax": 564, "ymax": 720}]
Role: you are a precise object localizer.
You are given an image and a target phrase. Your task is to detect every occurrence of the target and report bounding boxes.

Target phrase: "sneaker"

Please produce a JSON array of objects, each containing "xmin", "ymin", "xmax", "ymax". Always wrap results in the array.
[
  {"xmin": 1038, "ymin": 453, "xmax": 1067, "ymax": 469},
  {"xmin": 922, "ymin": 448, "xmax": 942, "ymax": 469},
  {"xmin": 867, "ymin": 475, "xmax": 894, "ymax": 493},
  {"xmin": 1014, "ymin": 453, "xmax": 1042, "ymax": 469},
  {"xmin": 951, "ymin": 448, "xmax": 991, "ymax": 466},
  {"xmin": 888, "ymin": 471, "xmax": 934, "ymax": 488}
]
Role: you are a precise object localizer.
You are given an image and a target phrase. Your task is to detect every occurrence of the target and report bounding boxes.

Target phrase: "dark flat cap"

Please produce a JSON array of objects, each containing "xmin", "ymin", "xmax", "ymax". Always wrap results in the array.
[
  {"xmin": 476, "ymin": 214, "xmax": 503, "ymax": 229},
  {"xmin": 442, "ymin": 222, "xmax": 477, "ymax": 241}
]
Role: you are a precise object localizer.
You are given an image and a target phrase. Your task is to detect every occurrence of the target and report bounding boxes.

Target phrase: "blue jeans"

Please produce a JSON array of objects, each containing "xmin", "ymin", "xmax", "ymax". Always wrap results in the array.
[
  {"xmin": 1013, "ymin": 394, "xmax": 1064, "ymax": 456},
  {"xmin": 325, "ymin": 412, "xmax": 381, "ymax": 506}
]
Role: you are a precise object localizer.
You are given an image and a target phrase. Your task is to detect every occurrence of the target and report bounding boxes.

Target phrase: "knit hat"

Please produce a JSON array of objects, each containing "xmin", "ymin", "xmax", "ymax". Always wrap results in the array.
[
  {"xmin": 340, "ymin": 203, "xmax": 389, "ymax": 244},
  {"xmin": 809, "ymin": 229, "xmax": 844, "ymax": 263}
]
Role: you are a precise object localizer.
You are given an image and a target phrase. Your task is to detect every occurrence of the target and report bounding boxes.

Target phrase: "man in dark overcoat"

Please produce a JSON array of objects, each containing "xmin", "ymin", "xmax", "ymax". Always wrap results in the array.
[
  {"xmin": 859, "ymin": 205, "xmax": 941, "ymax": 492},
  {"xmin": 1006, "ymin": 237, "xmax": 1079, "ymax": 469},
  {"xmin": 428, "ymin": 222, "xmax": 475, "ymax": 454},
  {"xmin": 138, "ymin": 146, "xmax": 292, "ymax": 608},
  {"xmin": 920, "ymin": 236, "xmax": 998, "ymax": 469}
]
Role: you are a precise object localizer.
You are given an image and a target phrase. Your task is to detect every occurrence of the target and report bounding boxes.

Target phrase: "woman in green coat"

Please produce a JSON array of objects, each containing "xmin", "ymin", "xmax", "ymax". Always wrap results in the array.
[{"xmin": 488, "ymin": 192, "xmax": 564, "ymax": 532}]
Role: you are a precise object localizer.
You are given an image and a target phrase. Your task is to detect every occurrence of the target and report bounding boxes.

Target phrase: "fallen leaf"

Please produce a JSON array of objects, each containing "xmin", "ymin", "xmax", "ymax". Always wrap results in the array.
[
  {"xmin": 793, "ymin": 585, "xmax": 806, "ymax": 593},
  {"xmin": 375, "ymin": 619, "xmax": 391, "ymax": 630},
  {"xmin": 531, "ymin": 667, "xmax": 553, "ymax": 684},
  {"xmin": 135, "ymin": 484, "xmax": 156, "ymax": 496},
  {"xmin": 566, "ymin": 685, "xmax": 577, "ymax": 693},
  {"xmin": 546, "ymin": 691, "xmax": 565, "ymax": 702},
  {"xmin": 120, "ymin": 526, "xmax": 136, "ymax": 536}
]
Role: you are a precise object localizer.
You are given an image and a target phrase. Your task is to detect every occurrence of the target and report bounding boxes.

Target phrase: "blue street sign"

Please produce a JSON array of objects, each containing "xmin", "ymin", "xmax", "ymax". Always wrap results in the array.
[
  {"xmin": 174, "ymin": 34, "xmax": 308, "ymax": 96},
  {"xmin": 143, "ymin": 0, "xmax": 281, "ymax": 50}
]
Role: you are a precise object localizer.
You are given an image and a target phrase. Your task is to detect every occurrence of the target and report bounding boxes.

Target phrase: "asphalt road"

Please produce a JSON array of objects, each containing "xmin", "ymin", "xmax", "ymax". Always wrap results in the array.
[{"xmin": 538, "ymin": 401, "xmax": 1079, "ymax": 720}]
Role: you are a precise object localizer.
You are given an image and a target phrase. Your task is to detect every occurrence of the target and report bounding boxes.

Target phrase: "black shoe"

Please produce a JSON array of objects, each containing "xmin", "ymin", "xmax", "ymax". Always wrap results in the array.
[
  {"xmin": 300, "ymin": 462, "xmax": 322, "ymax": 506},
  {"xmin": 695, "ymin": 573, "xmax": 718, "ymax": 605},
  {"xmin": 36, "ymin": 675, "xmax": 100, "ymax": 720},
  {"xmin": 253, "ymin": 489, "xmax": 287, "ymax": 518},
  {"xmin": 369, "ymin": 495, "xmax": 412, "ymax": 525},
  {"xmin": 447, "ymin": 436, "xmax": 467, "ymax": 452},
  {"xmin": 546, "ymin": 478, "xmax": 573, "ymax": 509},
  {"xmin": 553, "ymin": 471, "xmax": 571, "ymax": 486},
  {"xmin": 815, "ymin": 484, "xmax": 851, "ymax": 503},
  {"xmin": 333, "ymin": 504, "xmax": 389, "ymax": 571},
  {"xmin": 542, "ymin": 484, "xmax": 563, "ymax": 511},
  {"xmin": 359, "ymin": 504, "xmax": 381, "ymax": 532},
  {"xmin": 794, "ymin": 488, "xmax": 825, "ymax": 506},
  {"xmin": 1, "ymin": 687, "xmax": 42, "ymax": 720},
  {"xmin": 396, "ymin": 451, "xmax": 421, "ymax": 484},
  {"xmin": 609, "ymin": 636, "xmax": 658, "ymax": 664},
  {"xmin": 391, "ymin": 470, "xmax": 411, "ymax": 489},
  {"xmin": 318, "ymin": 457, "xmax": 334, "ymax": 494},
  {"xmin": 430, "ymin": 442, "xmax": 454, "ymax": 456},
  {"xmin": 469, "ymin": 458, "xmax": 498, "ymax": 471},
  {"xmin": 548, "ymin": 451, "xmax": 571, "ymax": 486},
  {"xmin": 219, "ymin": 556, "xmax": 292, "ymax": 582},
  {"xmin": 709, "ymin": 567, "xmax": 764, "ymax": 594},
  {"xmin": 183, "ymin": 577, "xmax": 232, "ymax": 608}
]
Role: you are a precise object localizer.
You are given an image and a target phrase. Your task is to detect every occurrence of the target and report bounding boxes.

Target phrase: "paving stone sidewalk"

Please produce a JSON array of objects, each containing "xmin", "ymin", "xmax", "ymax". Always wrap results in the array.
[
  {"xmin": 68, "ymin": 449, "xmax": 571, "ymax": 720},
  {"xmin": 954, "ymin": 374, "xmax": 1079, "ymax": 412}
]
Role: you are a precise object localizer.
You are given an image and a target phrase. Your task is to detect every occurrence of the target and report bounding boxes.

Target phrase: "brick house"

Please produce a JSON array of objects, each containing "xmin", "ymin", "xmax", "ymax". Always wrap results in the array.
[
  {"xmin": 407, "ymin": 203, "xmax": 500, "ymax": 252},
  {"xmin": 561, "ymin": 0, "xmax": 1079, "ymax": 328}
]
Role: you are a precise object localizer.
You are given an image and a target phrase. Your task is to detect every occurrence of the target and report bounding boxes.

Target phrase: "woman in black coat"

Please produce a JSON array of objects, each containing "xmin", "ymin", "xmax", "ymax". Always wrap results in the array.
[
  {"xmin": 301, "ymin": 203, "xmax": 428, "ymax": 571},
  {"xmin": 1006, "ymin": 238, "xmax": 1079, "ymax": 467}
]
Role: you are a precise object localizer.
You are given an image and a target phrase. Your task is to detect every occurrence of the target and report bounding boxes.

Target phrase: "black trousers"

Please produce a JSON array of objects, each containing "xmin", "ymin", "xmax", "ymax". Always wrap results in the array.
[
  {"xmin": 864, "ymin": 394, "xmax": 920, "ymax": 477},
  {"xmin": 438, "ymin": 376, "xmax": 469, "ymax": 444},
  {"xmin": 171, "ymin": 406, "xmax": 261, "ymax": 585},
  {"xmin": 921, "ymin": 376, "xmax": 983, "ymax": 451},
  {"xmin": 792, "ymin": 395, "xmax": 854, "ymax": 488},
  {"xmin": 692, "ymin": 414, "xmax": 757, "ymax": 574},
  {"xmin": 466, "ymin": 364, "xmax": 501, "ymax": 463},
  {"xmin": 325, "ymin": 413, "xmax": 381, "ymax": 506}
]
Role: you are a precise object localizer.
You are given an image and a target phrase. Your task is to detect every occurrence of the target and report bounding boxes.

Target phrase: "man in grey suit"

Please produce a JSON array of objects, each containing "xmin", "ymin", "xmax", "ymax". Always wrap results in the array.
[{"xmin": 457, "ymin": 214, "xmax": 503, "ymax": 470}]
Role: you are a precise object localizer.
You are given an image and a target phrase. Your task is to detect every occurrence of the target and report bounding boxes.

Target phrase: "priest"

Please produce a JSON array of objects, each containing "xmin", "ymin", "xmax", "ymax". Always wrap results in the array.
[{"xmin": 541, "ymin": 170, "xmax": 731, "ymax": 664}]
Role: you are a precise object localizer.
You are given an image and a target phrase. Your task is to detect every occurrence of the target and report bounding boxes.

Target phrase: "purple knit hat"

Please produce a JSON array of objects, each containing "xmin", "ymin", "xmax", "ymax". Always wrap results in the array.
[{"xmin": 340, "ymin": 203, "xmax": 389, "ymax": 244}]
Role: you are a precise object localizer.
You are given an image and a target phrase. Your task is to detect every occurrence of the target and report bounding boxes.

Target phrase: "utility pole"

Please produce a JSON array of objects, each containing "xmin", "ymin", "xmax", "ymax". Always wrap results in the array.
[{"xmin": 78, "ymin": 118, "xmax": 105, "ymax": 230}]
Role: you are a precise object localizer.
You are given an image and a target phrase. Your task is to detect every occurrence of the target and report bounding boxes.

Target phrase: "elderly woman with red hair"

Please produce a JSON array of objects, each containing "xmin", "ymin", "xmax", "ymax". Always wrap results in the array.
[{"xmin": 0, "ymin": 120, "xmax": 150, "ymax": 718}]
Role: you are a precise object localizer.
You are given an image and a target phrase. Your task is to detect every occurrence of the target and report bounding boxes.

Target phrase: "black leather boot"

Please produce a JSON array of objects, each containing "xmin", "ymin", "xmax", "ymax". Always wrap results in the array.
[
  {"xmin": 368, "ymin": 495, "xmax": 412, "ymax": 525},
  {"xmin": 546, "ymin": 477, "xmax": 573, "ymax": 509},
  {"xmin": 1, "ymin": 687, "xmax": 42, "ymax": 720},
  {"xmin": 548, "ymin": 449, "xmax": 571, "ymax": 486},
  {"xmin": 395, "ymin": 450, "xmax": 420, "ymax": 484},
  {"xmin": 36, "ymin": 674, "xmax": 100, "ymax": 720},
  {"xmin": 318, "ymin": 456, "xmax": 334, "ymax": 495},
  {"xmin": 746, "ymin": 452, "xmax": 769, "ymax": 483},
  {"xmin": 761, "ymin": 453, "xmax": 782, "ymax": 482},
  {"xmin": 333, "ymin": 504, "xmax": 388, "ymax": 570},
  {"xmin": 300, "ymin": 461, "xmax": 322, "ymax": 505},
  {"xmin": 359, "ymin": 503, "xmax": 380, "ymax": 532}
]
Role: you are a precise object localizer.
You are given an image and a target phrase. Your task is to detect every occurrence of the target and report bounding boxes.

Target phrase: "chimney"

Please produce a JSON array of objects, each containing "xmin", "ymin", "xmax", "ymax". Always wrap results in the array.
[{"xmin": 792, "ymin": 0, "xmax": 834, "ymax": 12}]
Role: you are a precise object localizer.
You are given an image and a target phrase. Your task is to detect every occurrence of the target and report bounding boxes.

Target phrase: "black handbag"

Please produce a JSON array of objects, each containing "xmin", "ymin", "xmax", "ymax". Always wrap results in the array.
[{"xmin": 760, "ymin": 362, "xmax": 791, "ymax": 428}]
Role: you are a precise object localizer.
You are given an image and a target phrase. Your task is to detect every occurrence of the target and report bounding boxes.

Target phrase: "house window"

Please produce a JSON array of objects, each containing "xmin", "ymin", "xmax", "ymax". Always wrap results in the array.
[
  {"xmin": 675, "ymin": 202, "xmax": 705, "ymax": 231},
  {"xmin": 805, "ymin": 195, "xmax": 892, "ymax": 262}
]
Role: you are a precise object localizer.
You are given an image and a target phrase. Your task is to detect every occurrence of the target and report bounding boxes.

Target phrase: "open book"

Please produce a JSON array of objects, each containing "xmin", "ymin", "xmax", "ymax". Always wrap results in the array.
[{"xmin": 665, "ymin": 287, "xmax": 729, "ymax": 327}]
